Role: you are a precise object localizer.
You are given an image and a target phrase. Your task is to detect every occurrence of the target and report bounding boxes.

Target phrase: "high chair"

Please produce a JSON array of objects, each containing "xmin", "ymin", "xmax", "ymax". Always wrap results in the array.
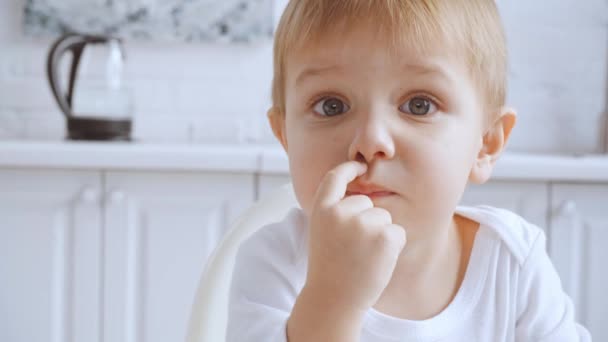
[{"xmin": 186, "ymin": 183, "xmax": 298, "ymax": 342}]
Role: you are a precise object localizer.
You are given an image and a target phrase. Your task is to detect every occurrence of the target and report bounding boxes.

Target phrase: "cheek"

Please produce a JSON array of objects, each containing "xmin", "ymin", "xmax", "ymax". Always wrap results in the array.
[
  {"xmin": 437, "ymin": 132, "xmax": 479, "ymax": 197},
  {"xmin": 286, "ymin": 129, "xmax": 346, "ymax": 215},
  {"xmin": 432, "ymin": 119, "xmax": 481, "ymax": 168},
  {"xmin": 289, "ymin": 158, "xmax": 319, "ymax": 215},
  {"xmin": 404, "ymin": 127, "xmax": 478, "ymax": 204}
]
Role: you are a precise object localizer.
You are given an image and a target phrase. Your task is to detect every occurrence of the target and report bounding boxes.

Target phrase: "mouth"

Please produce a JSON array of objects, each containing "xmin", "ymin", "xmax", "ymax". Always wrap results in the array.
[
  {"xmin": 345, "ymin": 190, "xmax": 396, "ymax": 198},
  {"xmin": 346, "ymin": 181, "xmax": 396, "ymax": 198}
]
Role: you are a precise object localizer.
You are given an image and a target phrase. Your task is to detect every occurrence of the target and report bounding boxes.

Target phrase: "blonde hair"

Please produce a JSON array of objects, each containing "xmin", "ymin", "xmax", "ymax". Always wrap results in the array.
[{"xmin": 271, "ymin": 0, "xmax": 507, "ymax": 115}]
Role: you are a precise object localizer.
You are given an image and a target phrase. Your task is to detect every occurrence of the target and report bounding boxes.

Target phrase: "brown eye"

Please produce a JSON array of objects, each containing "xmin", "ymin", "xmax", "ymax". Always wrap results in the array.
[
  {"xmin": 313, "ymin": 97, "xmax": 349, "ymax": 117},
  {"xmin": 399, "ymin": 96, "xmax": 437, "ymax": 116}
]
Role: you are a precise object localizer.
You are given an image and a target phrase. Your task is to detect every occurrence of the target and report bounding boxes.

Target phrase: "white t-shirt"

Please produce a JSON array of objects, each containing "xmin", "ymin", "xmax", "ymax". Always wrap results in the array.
[{"xmin": 227, "ymin": 205, "xmax": 591, "ymax": 341}]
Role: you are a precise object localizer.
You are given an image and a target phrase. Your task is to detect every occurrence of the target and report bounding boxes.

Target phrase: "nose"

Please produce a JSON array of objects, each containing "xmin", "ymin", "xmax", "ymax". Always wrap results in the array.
[{"xmin": 348, "ymin": 115, "xmax": 395, "ymax": 164}]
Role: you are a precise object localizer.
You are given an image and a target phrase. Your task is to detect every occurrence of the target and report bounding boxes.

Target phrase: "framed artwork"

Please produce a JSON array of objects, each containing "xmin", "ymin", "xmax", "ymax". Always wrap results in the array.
[{"xmin": 24, "ymin": 0, "xmax": 274, "ymax": 42}]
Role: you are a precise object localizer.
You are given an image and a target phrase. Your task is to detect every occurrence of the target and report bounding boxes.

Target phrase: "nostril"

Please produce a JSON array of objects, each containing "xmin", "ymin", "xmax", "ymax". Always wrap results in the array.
[{"xmin": 355, "ymin": 152, "xmax": 366, "ymax": 163}]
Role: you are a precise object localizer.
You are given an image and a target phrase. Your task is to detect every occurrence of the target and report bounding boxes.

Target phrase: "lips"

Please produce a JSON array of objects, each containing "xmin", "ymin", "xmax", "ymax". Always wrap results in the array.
[
  {"xmin": 346, "ymin": 182, "xmax": 395, "ymax": 197},
  {"xmin": 346, "ymin": 191, "xmax": 395, "ymax": 198}
]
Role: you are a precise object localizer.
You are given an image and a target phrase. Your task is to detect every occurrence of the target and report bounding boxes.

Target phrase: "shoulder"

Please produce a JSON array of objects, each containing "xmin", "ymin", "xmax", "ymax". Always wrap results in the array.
[{"xmin": 456, "ymin": 205, "xmax": 545, "ymax": 267}]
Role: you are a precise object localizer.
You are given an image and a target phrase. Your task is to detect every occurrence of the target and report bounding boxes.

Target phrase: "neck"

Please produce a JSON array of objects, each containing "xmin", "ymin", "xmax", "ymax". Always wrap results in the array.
[
  {"xmin": 374, "ymin": 213, "xmax": 476, "ymax": 320},
  {"xmin": 393, "ymin": 215, "xmax": 461, "ymax": 287}
]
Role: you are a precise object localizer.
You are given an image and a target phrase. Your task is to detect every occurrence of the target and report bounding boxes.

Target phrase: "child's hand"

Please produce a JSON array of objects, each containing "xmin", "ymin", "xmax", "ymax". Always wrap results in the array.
[{"xmin": 304, "ymin": 161, "xmax": 407, "ymax": 315}]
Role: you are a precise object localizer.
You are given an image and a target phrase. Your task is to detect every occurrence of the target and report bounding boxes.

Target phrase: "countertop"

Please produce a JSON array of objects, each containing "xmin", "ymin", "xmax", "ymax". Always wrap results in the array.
[{"xmin": 1, "ymin": 140, "xmax": 608, "ymax": 182}]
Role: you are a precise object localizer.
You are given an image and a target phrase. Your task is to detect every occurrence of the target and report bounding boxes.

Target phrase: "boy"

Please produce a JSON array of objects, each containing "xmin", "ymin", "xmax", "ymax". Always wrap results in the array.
[{"xmin": 227, "ymin": 0, "xmax": 591, "ymax": 341}]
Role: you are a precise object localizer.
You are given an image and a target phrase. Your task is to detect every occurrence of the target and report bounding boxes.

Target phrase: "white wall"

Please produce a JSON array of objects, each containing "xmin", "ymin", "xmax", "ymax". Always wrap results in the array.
[
  {"xmin": 498, "ymin": 0, "xmax": 608, "ymax": 154},
  {"xmin": 0, "ymin": 0, "xmax": 607, "ymax": 154}
]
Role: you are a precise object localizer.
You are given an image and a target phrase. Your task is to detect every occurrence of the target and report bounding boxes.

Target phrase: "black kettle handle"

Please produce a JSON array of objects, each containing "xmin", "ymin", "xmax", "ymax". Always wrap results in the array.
[{"xmin": 46, "ymin": 33, "xmax": 122, "ymax": 119}]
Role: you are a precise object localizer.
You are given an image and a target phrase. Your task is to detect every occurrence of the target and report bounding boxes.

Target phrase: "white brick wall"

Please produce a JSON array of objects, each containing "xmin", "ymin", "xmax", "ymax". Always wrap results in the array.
[
  {"xmin": 1, "ymin": 0, "xmax": 607, "ymax": 154},
  {"xmin": 499, "ymin": 0, "xmax": 608, "ymax": 154},
  {"xmin": 0, "ymin": 0, "xmax": 285, "ymax": 143}
]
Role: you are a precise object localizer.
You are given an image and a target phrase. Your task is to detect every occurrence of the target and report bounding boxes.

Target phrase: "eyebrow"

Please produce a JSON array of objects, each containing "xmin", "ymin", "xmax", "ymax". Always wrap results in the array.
[
  {"xmin": 295, "ymin": 64, "xmax": 344, "ymax": 87},
  {"xmin": 294, "ymin": 62, "xmax": 454, "ymax": 87},
  {"xmin": 404, "ymin": 63, "xmax": 449, "ymax": 78}
]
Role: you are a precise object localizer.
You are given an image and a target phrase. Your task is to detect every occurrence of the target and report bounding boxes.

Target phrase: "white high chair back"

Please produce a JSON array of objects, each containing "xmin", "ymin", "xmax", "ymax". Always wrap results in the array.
[{"xmin": 186, "ymin": 183, "xmax": 298, "ymax": 342}]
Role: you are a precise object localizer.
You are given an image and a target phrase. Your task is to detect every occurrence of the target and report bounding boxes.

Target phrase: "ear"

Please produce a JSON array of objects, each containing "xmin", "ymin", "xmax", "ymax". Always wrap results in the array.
[
  {"xmin": 469, "ymin": 107, "xmax": 517, "ymax": 184},
  {"xmin": 267, "ymin": 107, "xmax": 288, "ymax": 152}
]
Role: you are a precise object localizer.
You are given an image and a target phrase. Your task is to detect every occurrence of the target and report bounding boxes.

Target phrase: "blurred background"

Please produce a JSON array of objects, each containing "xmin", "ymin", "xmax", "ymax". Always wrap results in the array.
[
  {"xmin": 0, "ymin": 0, "xmax": 607, "ymax": 341},
  {"xmin": 0, "ymin": 0, "xmax": 605, "ymax": 151}
]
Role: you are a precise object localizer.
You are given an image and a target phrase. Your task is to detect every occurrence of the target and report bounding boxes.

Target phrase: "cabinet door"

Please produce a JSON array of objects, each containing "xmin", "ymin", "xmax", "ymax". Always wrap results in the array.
[
  {"xmin": 0, "ymin": 169, "xmax": 102, "ymax": 342},
  {"xmin": 550, "ymin": 184, "xmax": 608, "ymax": 341},
  {"xmin": 462, "ymin": 181, "xmax": 549, "ymax": 231},
  {"xmin": 102, "ymin": 171, "xmax": 254, "ymax": 342}
]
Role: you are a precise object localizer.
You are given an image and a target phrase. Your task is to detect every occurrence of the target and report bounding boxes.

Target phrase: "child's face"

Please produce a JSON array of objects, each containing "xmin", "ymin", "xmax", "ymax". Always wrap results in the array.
[{"xmin": 273, "ymin": 25, "xmax": 491, "ymax": 239}]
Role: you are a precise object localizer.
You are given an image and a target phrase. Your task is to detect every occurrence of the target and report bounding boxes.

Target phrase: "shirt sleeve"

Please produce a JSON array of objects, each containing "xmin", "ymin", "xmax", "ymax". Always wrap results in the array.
[
  {"xmin": 226, "ymin": 223, "xmax": 303, "ymax": 342},
  {"xmin": 515, "ymin": 230, "xmax": 592, "ymax": 342}
]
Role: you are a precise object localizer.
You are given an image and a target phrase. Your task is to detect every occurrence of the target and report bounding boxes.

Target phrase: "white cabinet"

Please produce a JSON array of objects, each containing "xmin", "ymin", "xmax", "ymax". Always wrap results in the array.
[
  {"xmin": 461, "ymin": 181, "xmax": 549, "ymax": 231},
  {"xmin": 0, "ymin": 169, "xmax": 254, "ymax": 342},
  {"xmin": 0, "ymin": 169, "xmax": 103, "ymax": 342},
  {"xmin": 549, "ymin": 184, "xmax": 608, "ymax": 341},
  {"xmin": 102, "ymin": 171, "xmax": 254, "ymax": 342},
  {"xmin": 2, "ymin": 162, "xmax": 606, "ymax": 342}
]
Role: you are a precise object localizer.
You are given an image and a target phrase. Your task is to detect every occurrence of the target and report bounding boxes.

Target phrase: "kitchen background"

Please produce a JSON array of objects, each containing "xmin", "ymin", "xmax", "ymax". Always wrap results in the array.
[
  {"xmin": 0, "ymin": 0, "xmax": 606, "ymax": 152},
  {"xmin": 1, "ymin": 1, "xmax": 608, "ymax": 342}
]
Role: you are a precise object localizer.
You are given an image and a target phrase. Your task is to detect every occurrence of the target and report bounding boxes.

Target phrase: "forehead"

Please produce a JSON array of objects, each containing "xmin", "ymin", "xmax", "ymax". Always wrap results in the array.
[
  {"xmin": 286, "ymin": 24, "xmax": 467, "ymax": 87},
  {"xmin": 293, "ymin": 19, "xmax": 451, "ymax": 60}
]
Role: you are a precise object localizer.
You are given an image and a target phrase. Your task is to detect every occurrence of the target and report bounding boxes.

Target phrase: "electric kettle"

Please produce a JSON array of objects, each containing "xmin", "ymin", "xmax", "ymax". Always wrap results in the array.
[{"xmin": 46, "ymin": 33, "xmax": 133, "ymax": 141}]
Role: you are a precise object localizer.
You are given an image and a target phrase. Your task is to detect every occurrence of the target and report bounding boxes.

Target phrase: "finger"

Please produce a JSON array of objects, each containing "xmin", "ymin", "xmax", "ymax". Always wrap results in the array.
[
  {"xmin": 382, "ymin": 224, "xmax": 407, "ymax": 253},
  {"xmin": 314, "ymin": 161, "xmax": 367, "ymax": 208},
  {"xmin": 338, "ymin": 194, "xmax": 374, "ymax": 214},
  {"xmin": 350, "ymin": 207, "xmax": 393, "ymax": 228}
]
